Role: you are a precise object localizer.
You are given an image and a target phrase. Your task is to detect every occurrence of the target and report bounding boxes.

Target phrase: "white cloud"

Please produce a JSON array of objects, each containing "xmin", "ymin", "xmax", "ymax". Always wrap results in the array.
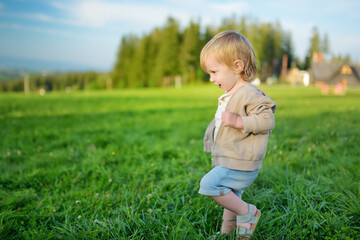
[
  {"xmin": 0, "ymin": 21, "xmax": 76, "ymax": 37},
  {"xmin": 209, "ymin": 1, "xmax": 249, "ymax": 13},
  {"xmin": 32, "ymin": 13, "xmax": 54, "ymax": 22},
  {"xmin": 0, "ymin": 22, "xmax": 22, "ymax": 29},
  {"xmin": 48, "ymin": 0, "xmax": 251, "ymax": 30},
  {"xmin": 51, "ymin": 0, "xmax": 172, "ymax": 28},
  {"xmin": 168, "ymin": 0, "xmax": 205, "ymax": 4}
]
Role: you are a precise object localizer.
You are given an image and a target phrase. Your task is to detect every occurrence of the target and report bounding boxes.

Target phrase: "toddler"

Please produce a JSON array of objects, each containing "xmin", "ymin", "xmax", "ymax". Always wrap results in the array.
[{"xmin": 198, "ymin": 30, "xmax": 276, "ymax": 239}]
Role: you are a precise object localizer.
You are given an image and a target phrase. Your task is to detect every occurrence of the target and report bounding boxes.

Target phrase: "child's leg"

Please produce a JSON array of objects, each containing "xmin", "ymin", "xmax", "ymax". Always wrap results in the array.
[
  {"xmin": 198, "ymin": 166, "xmax": 260, "ymax": 235},
  {"xmin": 221, "ymin": 208, "xmax": 236, "ymax": 234},
  {"xmin": 211, "ymin": 191, "xmax": 248, "ymax": 215},
  {"xmin": 211, "ymin": 191, "xmax": 257, "ymax": 231}
]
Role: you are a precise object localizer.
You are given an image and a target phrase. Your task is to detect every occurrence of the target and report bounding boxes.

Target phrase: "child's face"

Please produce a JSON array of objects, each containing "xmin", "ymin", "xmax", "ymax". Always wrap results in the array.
[{"xmin": 204, "ymin": 53, "xmax": 240, "ymax": 92}]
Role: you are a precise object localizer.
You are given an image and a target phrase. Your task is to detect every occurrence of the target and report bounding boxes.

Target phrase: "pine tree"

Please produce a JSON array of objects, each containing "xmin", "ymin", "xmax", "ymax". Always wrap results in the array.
[
  {"xmin": 112, "ymin": 35, "xmax": 139, "ymax": 87},
  {"xmin": 180, "ymin": 20, "xmax": 201, "ymax": 85},
  {"xmin": 303, "ymin": 27, "xmax": 320, "ymax": 69},
  {"xmin": 154, "ymin": 17, "xmax": 180, "ymax": 86}
]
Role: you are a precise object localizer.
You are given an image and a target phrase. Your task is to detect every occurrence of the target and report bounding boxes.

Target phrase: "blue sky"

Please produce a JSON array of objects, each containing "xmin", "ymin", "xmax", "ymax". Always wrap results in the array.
[{"xmin": 0, "ymin": 0, "xmax": 359, "ymax": 71}]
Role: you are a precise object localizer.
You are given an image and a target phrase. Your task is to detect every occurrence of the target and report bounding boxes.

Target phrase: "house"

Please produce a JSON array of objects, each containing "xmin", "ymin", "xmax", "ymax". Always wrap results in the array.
[
  {"xmin": 286, "ymin": 67, "xmax": 310, "ymax": 86},
  {"xmin": 309, "ymin": 62, "xmax": 360, "ymax": 87}
]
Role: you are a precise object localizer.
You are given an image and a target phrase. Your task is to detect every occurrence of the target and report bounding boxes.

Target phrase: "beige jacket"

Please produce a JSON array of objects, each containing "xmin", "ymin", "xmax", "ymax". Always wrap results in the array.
[{"xmin": 203, "ymin": 83, "xmax": 276, "ymax": 171}]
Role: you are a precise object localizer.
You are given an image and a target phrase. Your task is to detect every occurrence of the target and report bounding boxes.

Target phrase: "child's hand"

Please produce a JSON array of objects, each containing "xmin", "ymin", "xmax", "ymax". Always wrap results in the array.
[{"xmin": 222, "ymin": 111, "xmax": 244, "ymax": 129}]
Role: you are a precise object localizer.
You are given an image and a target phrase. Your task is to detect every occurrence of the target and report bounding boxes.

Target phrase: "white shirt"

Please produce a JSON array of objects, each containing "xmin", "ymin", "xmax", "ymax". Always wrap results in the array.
[{"xmin": 214, "ymin": 91, "xmax": 234, "ymax": 140}]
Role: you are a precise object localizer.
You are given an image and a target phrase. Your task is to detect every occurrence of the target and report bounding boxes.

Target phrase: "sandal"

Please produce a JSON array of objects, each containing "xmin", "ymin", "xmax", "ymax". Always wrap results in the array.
[{"xmin": 236, "ymin": 204, "xmax": 261, "ymax": 239}]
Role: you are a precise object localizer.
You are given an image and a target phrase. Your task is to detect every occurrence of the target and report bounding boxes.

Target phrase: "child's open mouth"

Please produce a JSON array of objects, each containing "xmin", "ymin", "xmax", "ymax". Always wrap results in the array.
[{"xmin": 219, "ymin": 84, "xmax": 222, "ymax": 88}]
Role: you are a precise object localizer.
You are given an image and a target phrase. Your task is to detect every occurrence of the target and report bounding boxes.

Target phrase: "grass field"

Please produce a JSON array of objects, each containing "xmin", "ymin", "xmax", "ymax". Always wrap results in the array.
[{"xmin": 1, "ymin": 85, "xmax": 359, "ymax": 239}]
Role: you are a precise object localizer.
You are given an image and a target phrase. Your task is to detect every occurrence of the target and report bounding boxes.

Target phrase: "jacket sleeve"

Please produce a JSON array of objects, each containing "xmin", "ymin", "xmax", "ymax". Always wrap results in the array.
[
  {"xmin": 203, "ymin": 118, "xmax": 215, "ymax": 153},
  {"xmin": 241, "ymin": 93, "xmax": 276, "ymax": 134}
]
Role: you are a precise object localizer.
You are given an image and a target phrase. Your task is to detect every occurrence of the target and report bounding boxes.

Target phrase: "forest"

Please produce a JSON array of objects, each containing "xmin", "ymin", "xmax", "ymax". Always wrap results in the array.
[{"xmin": 0, "ymin": 16, "xmax": 335, "ymax": 92}]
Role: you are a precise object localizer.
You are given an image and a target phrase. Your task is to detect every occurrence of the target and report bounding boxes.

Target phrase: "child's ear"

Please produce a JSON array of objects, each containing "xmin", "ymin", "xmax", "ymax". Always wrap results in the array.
[{"xmin": 234, "ymin": 60, "xmax": 244, "ymax": 73}]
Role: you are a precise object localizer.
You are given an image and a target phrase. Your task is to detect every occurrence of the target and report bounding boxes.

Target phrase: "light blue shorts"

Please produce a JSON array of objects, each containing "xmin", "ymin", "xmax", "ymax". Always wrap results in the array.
[{"xmin": 198, "ymin": 166, "xmax": 259, "ymax": 198}]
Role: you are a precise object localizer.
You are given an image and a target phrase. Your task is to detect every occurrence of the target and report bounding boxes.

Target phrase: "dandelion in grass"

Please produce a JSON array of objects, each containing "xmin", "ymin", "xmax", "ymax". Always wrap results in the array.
[
  {"xmin": 108, "ymin": 178, "xmax": 112, "ymax": 183},
  {"xmin": 76, "ymin": 200, "xmax": 81, "ymax": 205},
  {"xmin": 147, "ymin": 194, "xmax": 152, "ymax": 200},
  {"xmin": 88, "ymin": 144, "xmax": 96, "ymax": 151},
  {"xmin": 95, "ymin": 193, "xmax": 99, "ymax": 198},
  {"xmin": 112, "ymin": 152, "xmax": 115, "ymax": 155},
  {"xmin": 105, "ymin": 191, "xmax": 110, "ymax": 199}
]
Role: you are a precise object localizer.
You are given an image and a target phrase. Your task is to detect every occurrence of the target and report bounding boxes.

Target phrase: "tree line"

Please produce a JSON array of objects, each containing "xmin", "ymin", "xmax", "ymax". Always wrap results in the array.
[
  {"xmin": 112, "ymin": 16, "xmax": 295, "ymax": 88},
  {"xmin": 0, "ymin": 15, "xmax": 349, "ymax": 92}
]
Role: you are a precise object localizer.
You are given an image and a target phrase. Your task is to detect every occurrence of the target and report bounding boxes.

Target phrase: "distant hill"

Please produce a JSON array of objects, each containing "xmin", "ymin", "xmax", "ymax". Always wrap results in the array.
[
  {"xmin": 0, "ymin": 69, "xmax": 32, "ymax": 82},
  {"xmin": 0, "ymin": 56, "xmax": 109, "ymax": 79}
]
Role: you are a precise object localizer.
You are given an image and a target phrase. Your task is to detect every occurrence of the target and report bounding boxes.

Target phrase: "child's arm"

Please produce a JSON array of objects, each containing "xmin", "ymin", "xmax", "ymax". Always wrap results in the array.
[
  {"xmin": 221, "ymin": 111, "xmax": 244, "ymax": 129},
  {"xmin": 241, "ymin": 105, "xmax": 275, "ymax": 133},
  {"xmin": 222, "ymin": 89, "xmax": 276, "ymax": 133},
  {"xmin": 222, "ymin": 106, "xmax": 275, "ymax": 133}
]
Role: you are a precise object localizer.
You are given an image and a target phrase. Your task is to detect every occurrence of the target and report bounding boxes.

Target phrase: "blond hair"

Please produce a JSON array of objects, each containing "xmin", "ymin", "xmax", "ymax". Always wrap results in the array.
[{"xmin": 200, "ymin": 30, "xmax": 257, "ymax": 82}]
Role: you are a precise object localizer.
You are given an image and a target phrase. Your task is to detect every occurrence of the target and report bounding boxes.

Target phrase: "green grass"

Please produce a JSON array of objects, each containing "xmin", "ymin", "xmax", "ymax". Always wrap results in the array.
[{"xmin": 1, "ymin": 85, "xmax": 359, "ymax": 239}]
